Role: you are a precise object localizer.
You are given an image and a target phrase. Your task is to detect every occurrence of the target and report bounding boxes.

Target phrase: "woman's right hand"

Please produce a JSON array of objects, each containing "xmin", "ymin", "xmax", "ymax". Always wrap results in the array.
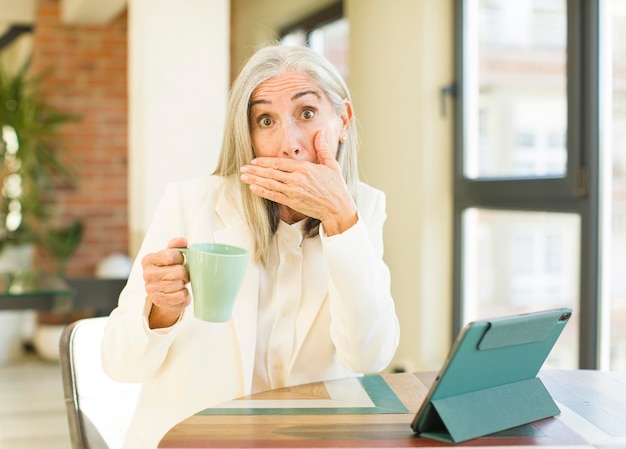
[{"xmin": 142, "ymin": 237, "xmax": 190, "ymax": 329}]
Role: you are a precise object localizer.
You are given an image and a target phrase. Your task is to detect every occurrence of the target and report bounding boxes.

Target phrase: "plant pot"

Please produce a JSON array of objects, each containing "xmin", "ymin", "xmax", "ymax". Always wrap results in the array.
[
  {"xmin": 0, "ymin": 243, "xmax": 36, "ymax": 366},
  {"xmin": 33, "ymin": 309, "xmax": 95, "ymax": 361},
  {"xmin": 0, "ymin": 311, "xmax": 26, "ymax": 366},
  {"xmin": 0, "ymin": 244, "xmax": 35, "ymax": 273},
  {"xmin": 31, "ymin": 323, "xmax": 65, "ymax": 362}
]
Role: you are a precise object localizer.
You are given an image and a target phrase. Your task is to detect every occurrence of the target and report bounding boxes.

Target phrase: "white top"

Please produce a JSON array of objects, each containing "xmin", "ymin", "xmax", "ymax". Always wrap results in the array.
[{"xmin": 254, "ymin": 219, "xmax": 306, "ymax": 392}]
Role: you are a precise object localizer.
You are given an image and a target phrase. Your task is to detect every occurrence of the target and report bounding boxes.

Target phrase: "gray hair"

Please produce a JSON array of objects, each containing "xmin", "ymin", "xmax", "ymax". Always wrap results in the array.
[{"xmin": 214, "ymin": 44, "xmax": 359, "ymax": 264}]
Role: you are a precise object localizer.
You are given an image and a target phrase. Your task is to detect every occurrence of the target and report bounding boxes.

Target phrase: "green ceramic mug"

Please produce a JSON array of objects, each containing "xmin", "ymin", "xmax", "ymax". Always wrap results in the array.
[{"xmin": 176, "ymin": 242, "xmax": 248, "ymax": 322}]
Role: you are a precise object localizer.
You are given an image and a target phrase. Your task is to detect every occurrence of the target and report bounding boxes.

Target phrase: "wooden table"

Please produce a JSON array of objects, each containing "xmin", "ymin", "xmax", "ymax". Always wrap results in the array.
[{"xmin": 159, "ymin": 370, "xmax": 626, "ymax": 448}]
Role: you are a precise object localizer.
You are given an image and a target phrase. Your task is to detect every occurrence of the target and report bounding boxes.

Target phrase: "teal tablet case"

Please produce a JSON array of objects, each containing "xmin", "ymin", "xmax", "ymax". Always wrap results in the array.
[{"xmin": 410, "ymin": 307, "xmax": 572, "ymax": 443}]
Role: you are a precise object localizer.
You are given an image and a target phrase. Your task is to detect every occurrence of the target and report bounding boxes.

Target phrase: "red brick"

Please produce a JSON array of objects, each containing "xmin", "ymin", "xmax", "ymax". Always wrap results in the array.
[{"xmin": 30, "ymin": 0, "xmax": 129, "ymax": 277}]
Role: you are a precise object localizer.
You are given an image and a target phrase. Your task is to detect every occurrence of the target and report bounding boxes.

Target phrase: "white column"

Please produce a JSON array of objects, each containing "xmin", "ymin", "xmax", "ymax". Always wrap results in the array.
[{"xmin": 128, "ymin": 0, "xmax": 230, "ymax": 255}]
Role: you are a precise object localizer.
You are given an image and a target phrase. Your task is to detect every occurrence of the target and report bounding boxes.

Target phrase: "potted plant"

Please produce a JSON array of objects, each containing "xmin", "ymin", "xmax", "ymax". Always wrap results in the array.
[
  {"xmin": 0, "ymin": 61, "xmax": 82, "ymax": 364},
  {"xmin": 0, "ymin": 61, "xmax": 82, "ymax": 273}
]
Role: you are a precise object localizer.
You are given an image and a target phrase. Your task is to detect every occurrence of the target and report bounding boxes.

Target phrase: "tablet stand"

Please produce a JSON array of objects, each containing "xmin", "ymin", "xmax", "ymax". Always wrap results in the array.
[
  {"xmin": 413, "ymin": 308, "xmax": 570, "ymax": 443},
  {"xmin": 420, "ymin": 376, "xmax": 560, "ymax": 443}
]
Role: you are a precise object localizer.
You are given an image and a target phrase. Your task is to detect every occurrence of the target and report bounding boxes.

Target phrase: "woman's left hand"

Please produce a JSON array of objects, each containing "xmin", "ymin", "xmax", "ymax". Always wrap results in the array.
[{"xmin": 240, "ymin": 131, "xmax": 357, "ymax": 235}]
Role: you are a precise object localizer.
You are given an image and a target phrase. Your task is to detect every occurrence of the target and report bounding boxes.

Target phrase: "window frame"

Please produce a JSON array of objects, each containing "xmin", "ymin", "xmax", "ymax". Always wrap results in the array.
[
  {"xmin": 279, "ymin": 2, "xmax": 343, "ymax": 45},
  {"xmin": 452, "ymin": 0, "xmax": 603, "ymax": 369}
]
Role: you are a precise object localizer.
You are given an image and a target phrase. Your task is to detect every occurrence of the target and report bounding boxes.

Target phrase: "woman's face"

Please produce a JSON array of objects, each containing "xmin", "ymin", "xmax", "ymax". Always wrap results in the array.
[{"xmin": 249, "ymin": 72, "xmax": 351, "ymax": 161}]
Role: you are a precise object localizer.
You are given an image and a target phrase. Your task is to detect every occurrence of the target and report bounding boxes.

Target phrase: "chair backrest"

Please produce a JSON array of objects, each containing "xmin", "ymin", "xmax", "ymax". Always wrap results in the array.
[{"xmin": 59, "ymin": 317, "xmax": 141, "ymax": 449}]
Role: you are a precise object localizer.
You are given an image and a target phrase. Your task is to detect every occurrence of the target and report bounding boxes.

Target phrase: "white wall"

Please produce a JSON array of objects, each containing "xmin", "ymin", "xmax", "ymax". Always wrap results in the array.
[
  {"xmin": 128, "ymin": 0, "xmax": 230, "ymax": 253},
  {"xmin": 0, "ymin": 34, "xmax": 32, "ymax": 73},
  {"xmin": 347, "ymin": 0, "xmax": 453, "ymax": 371}
]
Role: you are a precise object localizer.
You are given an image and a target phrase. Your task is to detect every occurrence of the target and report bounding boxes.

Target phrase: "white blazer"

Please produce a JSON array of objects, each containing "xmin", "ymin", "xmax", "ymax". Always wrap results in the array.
[{"xmin": 101, "ymin": 175, "xmax": 399, "ymax": 449}]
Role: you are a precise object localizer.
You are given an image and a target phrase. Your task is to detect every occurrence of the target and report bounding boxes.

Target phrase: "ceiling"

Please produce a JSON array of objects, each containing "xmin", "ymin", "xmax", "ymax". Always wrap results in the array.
[
  {"xmin": 2, "ymin": 0, "xmax": 340, "ymax": 54},
  {"xmin": 0, "ymin": 0, "xmax": 127, "ymax": 51}
]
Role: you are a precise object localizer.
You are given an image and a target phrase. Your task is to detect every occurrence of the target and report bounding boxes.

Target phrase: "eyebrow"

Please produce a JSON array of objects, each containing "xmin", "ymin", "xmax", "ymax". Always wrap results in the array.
[
  {"xmin": 249, "ymin": 90, "xmax": 322, "ymax": 107},
  {"xmin": 293, "ymin": 90, "xmax": 321, "ymax": 101}
]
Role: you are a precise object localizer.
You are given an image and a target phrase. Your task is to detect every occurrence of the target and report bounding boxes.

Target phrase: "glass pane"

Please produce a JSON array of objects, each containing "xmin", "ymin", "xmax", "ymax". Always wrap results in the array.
[
  {"xmin": 462, "ymin": 209, "xmax": 580, "ymax": 368},
  {"xmin": 465, "ymin": 0, "xmax": 568, "ymax": 179},
  {"xmin": 281, "ymin": 30, "xmax": 307, "ymax": 47},
  {"xmin": 281, "ymin": 19, "xmax": 349, "ymax": 80},
  {"xmin": 609, "ymin": 0, "xmax": 626, "ymax": 370},
  {"xmin": 309, "ymin": 18, "xmax": 349, "ymax": 79}
]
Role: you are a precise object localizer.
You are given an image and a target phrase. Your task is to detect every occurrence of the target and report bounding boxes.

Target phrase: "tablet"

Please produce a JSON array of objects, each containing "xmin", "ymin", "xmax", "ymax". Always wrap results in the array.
[{"xmin": 410, "ymin": 307, "xmax": 572, "ymax": 443}]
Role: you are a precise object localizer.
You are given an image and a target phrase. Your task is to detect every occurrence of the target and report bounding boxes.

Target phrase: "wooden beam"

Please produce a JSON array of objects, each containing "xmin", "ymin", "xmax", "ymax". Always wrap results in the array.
[{"xmin": 60, "ymin": 0, "xmax": 127, "ymax": 24}]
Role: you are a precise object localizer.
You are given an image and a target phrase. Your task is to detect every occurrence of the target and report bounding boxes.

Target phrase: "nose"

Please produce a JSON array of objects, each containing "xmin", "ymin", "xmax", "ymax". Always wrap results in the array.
[
  {"xmin": 279, "ymin": 122, "xmax": 305, "ymax": 159},
  {"xmin": 281, "ymin": 146, "xmax": 301, "ymax": 158}
]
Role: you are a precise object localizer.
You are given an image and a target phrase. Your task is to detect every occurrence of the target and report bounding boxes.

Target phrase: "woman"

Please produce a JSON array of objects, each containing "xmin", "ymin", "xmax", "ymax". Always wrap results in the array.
[{"xmin": 101, "ymin": 44, "xmax": 400, "ymax": 449}]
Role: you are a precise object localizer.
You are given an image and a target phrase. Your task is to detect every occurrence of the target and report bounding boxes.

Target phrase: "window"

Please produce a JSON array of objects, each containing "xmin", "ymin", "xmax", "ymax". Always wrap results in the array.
[
  {"xmin": 462, "ymin": 208, "xmax": 579, "ymax": 368},
  {"xmin": 454, "ymin": 0, "xmax": 608, "ymax": 369},
  {"xmin": 280, "ymin": 2, "xmax": 349, "ymax": 78},
  {"xmin": 607, "ymin": 0, "xmax": 626, "ymax": 370}
]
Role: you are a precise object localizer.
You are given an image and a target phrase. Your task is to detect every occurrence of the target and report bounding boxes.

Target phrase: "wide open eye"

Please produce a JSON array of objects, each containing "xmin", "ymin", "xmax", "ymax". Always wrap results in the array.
[
  {"xmin": 301, "ymin": 109, "xmax": 315, "ymax": 120},
  {"xmin": 258, "ymin": 116, "xmax": 273, "ymax": 127}
]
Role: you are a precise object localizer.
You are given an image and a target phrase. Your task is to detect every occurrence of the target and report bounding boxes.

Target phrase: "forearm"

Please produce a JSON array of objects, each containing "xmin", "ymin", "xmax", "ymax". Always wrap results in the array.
[
  {"xmin": 101, "ymin": 285, "xmax": 181, "ymax": 382},
  {"xmin": 149, "ymin": 302, "xmax": 183, "ymax": 329},
  {"xmin": 322, "ymin": 218, "xmax": 400, "ymax": 373}
]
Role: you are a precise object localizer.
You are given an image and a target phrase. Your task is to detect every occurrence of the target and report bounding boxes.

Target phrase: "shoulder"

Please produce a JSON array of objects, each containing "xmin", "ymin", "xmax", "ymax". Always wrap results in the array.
[
  {"xmin": 168, "ymin": 175, "xmax": 226, "ymax": 193},
  {"xmin": 162, "ymin": 175, "xmax": 237, "ymax": 205},
  {"xmin": 355, "ymin": 181, "xmax": 386, "ymax": 212},
  {"xmin": 160, "ymin": 175, "xmax": 246, "ymax": 227},
  {"xmin": 352, "ymin": 181, "xmax": 387, "ymax": 226},
  {"xmin": 356, "ymin": 181, "xmax": 385, "ymax": 199}
]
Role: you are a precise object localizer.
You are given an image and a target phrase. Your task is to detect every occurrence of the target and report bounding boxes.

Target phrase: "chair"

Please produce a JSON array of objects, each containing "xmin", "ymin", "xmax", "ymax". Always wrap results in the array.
[{"xmin": 59, "ymin": 317, "xmax": 141, "ymax": 449}]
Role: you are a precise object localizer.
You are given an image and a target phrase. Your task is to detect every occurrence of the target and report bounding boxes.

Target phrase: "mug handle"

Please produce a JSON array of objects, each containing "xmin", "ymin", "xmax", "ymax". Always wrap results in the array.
[{"xmin": 174, "ymin": 247, "xmax": 188, "ymax": 266}]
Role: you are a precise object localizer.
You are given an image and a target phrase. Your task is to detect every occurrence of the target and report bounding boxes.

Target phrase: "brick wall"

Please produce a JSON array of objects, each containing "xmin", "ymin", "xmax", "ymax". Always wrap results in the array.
[{"xmin": 30, "ymin": 0, "xmax": 129, "ymax": 277}]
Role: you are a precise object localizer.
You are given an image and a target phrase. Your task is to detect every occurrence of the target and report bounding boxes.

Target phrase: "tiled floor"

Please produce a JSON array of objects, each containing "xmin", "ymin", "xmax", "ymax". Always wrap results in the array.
[{"xmin": 0, "ymin": 352, "xmax": 72, "ymax": 449}]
